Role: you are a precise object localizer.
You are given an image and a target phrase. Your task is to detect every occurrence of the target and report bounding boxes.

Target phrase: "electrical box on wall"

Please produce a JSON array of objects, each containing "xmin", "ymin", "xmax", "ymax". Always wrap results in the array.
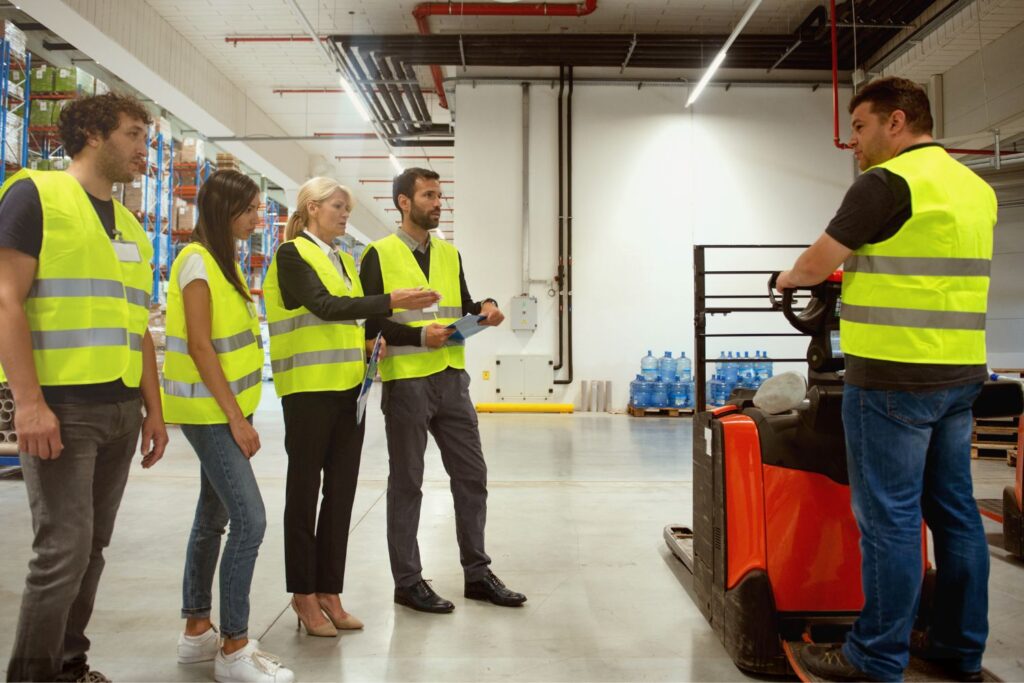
[
  {"xmin": 510, "ymin": 295, "xmax": 538, "ymax": 331},
  {"xmin": 495, "ymin": 354, "xmax": 554, "ymax": 401}
]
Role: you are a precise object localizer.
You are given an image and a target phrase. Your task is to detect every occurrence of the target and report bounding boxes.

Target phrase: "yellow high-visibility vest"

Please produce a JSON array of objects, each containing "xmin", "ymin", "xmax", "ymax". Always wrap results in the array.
[
  {"xmin": 263, "ymin": 237, "xmax": 366, "ymax": 396},
  {"xmin": 366, "ymin": 232, "xmax": 464, "ymax": 381},
  {"xmin": 840, "ymin": 145, "xmax": 996, "ymax": 365},
  {"xmin": 0, "ymin": 169, "xmax": 153, "ymax": 387},
  {"xmin": 161, "ymin": 243, "xmax": 263, "ymax": 424}
]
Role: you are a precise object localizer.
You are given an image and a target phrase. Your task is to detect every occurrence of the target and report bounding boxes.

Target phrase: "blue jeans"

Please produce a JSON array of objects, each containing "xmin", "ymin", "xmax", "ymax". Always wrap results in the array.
[
  {"xmin": 180, "ymin": 420, "xmax": 266, "ymax": 640},
  {"xmin": 841, "ymin": 383, "xmax": 988, "ymax": 681}
]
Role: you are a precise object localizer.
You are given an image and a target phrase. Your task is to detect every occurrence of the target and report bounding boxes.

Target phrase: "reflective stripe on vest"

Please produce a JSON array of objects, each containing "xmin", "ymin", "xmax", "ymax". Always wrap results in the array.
[
  {"xmin": 839, "ymin": 146, "xmax": 996, "ymax": 365},
  {"xmin": 165, "ymin": 330, "xmax": 262, "ymax": 355},
  {"xmin": 160, "ymin": 243, "xmax": 263, "ymax": 424},
  {"xmin": 0, "ymin": 170, "xmax": 153, "ymax": 388},
  {"xmin": 369, "ymin": 233, "xmax": 465, "ymax": 382},
  {"xmin": 263, "ymin": 237, "xmax": 367, "ymax": 397},
  {"xmin": 389, "ymin": 306, "xmax": 463, "ymax": 324},
  {"xmin": 162, "ymin": 369, "xmax": 263, "ymax": 399}
]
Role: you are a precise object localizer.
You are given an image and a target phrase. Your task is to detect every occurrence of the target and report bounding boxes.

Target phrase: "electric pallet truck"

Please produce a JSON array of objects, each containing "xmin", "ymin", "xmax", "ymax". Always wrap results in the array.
[
  {"xmin": 664, "ymin": 272, "xmax": 1021, "ymax": 681},
  {"xmin": 973, "ymin": 382, "xmax": 1024, "ymax": 560}
]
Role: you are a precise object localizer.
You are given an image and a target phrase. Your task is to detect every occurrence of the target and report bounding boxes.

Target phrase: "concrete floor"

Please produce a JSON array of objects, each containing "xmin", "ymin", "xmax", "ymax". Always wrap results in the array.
[{"xmin": 1, "ymin": 388, "xmax": 1022, "ymax": 682}]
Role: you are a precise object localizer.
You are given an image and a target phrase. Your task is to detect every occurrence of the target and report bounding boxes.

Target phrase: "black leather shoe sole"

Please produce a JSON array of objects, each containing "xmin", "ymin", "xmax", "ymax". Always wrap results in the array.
[
  {"xmin": 394, "ymin": 591, "xmax": 454, "ymax": 614},
  {"xmin": 464, "ymin": 586, "xmax": 527, "ymax": 607}
]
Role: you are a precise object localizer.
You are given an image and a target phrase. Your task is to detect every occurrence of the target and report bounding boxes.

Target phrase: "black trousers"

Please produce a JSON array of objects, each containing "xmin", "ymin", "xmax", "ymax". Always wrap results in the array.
[
  {"xmin": 382, "ymin": 368, "xmax": 491, "ymax": 588},
  {"xmin": 281, "ymin": 388, "xmax": 364, "ymax": 594}
]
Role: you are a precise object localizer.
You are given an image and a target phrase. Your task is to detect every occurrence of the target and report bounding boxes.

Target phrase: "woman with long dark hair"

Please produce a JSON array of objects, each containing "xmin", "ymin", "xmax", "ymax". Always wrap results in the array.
[{"xmin": 162, "ymin": 170, "xmax": 293, "ymax": 683}]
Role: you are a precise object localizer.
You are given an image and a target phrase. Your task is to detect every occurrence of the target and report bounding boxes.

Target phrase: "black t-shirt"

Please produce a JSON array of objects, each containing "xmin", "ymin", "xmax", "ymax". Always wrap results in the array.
[
  {"xmin": 824, "ymin": 143, "xmax": 987, "ymax": 391},
  {"xmin": 0, "ymin": 178, "xmax": 141, "ymax": 404}
]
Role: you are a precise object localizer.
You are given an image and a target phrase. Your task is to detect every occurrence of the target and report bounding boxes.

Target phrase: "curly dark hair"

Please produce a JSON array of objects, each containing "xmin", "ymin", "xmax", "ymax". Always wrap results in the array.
[{"xmin": 58, "ymin": 93, "xmax": 153, "ymax": 157}]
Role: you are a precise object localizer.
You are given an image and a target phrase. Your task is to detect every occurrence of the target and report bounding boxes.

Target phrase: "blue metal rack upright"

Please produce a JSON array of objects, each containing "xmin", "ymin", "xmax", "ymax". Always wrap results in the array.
[
  {"xmin": 258, "ymin": 197, "xmax": 281, "ymax": 315},
  {"xmin": 143, "ymin": 132, "xmax": 174, "ymax": 303},
  {"xmin": 1, "ymin": 39, "xmax": 31, "ymax": 185},
  {"xmin": 0, "ymin": 41, "xmax": 31, "ymax": 467}
]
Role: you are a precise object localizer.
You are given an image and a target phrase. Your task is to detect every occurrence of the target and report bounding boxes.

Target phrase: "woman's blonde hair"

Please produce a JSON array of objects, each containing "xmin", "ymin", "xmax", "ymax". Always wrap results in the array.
[{"xmin": 284, "ymin": 177, "xmax": 354, "ymax": 240}]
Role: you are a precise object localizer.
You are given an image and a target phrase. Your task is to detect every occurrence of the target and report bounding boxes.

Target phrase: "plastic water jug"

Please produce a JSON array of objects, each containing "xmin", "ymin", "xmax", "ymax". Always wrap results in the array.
[
  {"xmin": 723, "ymin": 351, "xmax": 738, "ymax": 384},
  {"xmin": 629, "ymin": 375, "xmax": 645, "ymax": 408},
  {"xmin": 738, "ymin": 351, "xmax": 756, "ymax": 388},
  {"xmin": 670, "ymin": 380, "xmax": 688, "ymax": 408},
  {"xmin": 658, "ymin": 351, "xmax": 676, "ymax": 381},
  {"xmin": 676, "ymin": 351, "xmax": 692, "ymax": 382},
  {"xmin": 650, "ymin": 380, "xmax": 669, "ymax": 408},
  {"xmin": 640, "ymin": 350, "xmax": 659, "ymax": 382}
]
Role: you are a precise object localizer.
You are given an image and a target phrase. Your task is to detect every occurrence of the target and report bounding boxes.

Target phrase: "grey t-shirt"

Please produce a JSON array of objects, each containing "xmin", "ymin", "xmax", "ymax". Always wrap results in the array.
[{"xmin": 824, "ymin": 143, "xmax": 987, "ymax": 391}]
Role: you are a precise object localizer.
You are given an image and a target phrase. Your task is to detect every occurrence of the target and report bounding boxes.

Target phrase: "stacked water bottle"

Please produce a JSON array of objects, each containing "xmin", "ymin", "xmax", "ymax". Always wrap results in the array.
[
  {"xmin": 630, "ymin": 351, "xmax": 696, "ymax": 409},
  {"xmin": 705, "ymin": 351, "xmax": 774, "ymax": 407}
]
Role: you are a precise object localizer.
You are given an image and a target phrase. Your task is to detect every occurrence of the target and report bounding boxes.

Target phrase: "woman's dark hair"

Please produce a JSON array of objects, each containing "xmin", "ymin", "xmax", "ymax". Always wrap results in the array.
[
  {"xmin": 58, "ymin": 93, "xmax": 153, "ymax": 157},
  {"xmin": 193, "ymin": 170, "xmax": 260, "ymax": 302}
]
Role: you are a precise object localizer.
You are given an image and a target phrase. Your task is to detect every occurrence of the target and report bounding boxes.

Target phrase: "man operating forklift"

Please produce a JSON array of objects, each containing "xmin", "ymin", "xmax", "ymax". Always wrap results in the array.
[{"xmin": 776, "ymin": 77, "xmax": 997, "ymax": 682}]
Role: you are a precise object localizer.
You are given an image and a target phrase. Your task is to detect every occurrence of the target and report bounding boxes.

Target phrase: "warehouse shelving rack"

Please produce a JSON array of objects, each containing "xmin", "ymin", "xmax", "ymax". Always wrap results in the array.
[
  {"xmin": 142, "ymin": 131, "xmax": 175, "ymax": 302},
  {"xmin": 693, "ymin": 244, "xmax": 812, "ymax": 412},
  {"xmin": 1, "ymin": 39, "xmax": 31, "ymax": 184}
]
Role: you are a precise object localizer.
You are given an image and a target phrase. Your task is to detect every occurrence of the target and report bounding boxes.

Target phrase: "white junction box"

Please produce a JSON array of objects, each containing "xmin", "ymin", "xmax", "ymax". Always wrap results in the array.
[
  {"xmin": 495, "ymin": 354, "xmax": 554, "ymax": 401},
  {"xmin": 509, "ymin": 295, "xmax": 538, "ymax": 331}
]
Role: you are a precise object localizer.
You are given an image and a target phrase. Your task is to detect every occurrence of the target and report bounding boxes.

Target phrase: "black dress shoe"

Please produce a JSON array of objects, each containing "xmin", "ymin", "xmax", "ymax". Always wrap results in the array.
[
  {"xmin": 464, "ymin": 571, "xmax": 527, "ymax": 607},
  {"xmin": 910, "ymin": 631, "xmax": 984, "ymax": 682},
  {"xmin": 394, "ymin": 580, "xmax": 455, "ymax": 613},
  {"xmin": 799, "ymin": 643, "xmax": 879, "ymax": 682}
]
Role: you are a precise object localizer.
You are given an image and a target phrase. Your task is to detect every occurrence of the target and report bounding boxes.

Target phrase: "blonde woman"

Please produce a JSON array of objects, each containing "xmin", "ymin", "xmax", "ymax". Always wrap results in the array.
[{"xmin": 263, "ymin": 177, "xmax": 439, "ymax": 636}]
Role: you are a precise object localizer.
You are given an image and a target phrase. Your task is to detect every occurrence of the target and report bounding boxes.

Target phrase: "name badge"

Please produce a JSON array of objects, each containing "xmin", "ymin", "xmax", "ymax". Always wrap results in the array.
[{"xmin": 112, "ymin": 240, "xmax": 141, "ymax": 263}]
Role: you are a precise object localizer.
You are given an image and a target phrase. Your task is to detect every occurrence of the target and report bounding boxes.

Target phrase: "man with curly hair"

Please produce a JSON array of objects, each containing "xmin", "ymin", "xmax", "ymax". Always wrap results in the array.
[{"xmin": 0, "ymin": 93, "xmax": 168, "ymax": 682}]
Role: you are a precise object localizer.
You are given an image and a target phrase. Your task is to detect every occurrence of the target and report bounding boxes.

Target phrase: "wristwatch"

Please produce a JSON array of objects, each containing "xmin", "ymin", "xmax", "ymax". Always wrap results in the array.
[{"xmin": 481, "ymin": 298, "xmax": 498, "ymax": 307}]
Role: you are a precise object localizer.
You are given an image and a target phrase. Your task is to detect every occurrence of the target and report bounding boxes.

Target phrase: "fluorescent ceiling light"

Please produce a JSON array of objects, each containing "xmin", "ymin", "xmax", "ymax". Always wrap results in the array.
[
  {"xmin": 339, "ymin": 74, "xmax": 371, "ymax": 122},
  {"xmin": 685, "ymin": 0, "xmax": 763, "ymax": 108},
  {"xmin": 389, "ymin": 154, "xmax": 404, "ymax": 175}
]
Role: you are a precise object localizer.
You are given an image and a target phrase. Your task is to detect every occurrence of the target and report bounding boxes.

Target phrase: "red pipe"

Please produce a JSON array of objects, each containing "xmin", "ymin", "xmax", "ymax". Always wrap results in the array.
[
  {"xmin": 829, "ymin": 0, "xmax": 850, "ymax": 150},
  {"xmin": 413, "ymin": 0, "xmax": 598, "ymax": 109},
  {"xmin": 829, "ymin": 0, "xmax": 1010, "ymax": 157}
]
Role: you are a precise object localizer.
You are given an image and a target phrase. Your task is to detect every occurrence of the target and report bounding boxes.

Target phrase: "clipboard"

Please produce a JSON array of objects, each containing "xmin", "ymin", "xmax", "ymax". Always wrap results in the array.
[
  {"xmin": 446, "ymin": 314, "xmax": 488, "ymax": 342},
  {"xmin": 356, "ymin": 333, "xmax": 383, "ymax": 425}
]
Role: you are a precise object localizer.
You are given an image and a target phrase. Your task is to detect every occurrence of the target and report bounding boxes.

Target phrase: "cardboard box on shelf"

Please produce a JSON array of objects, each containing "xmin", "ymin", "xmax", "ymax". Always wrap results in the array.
[
  {"xmin": 50, "ymin": 157, "xmax": 69, "ymax": 170},
  {"xmin": 53, "ymin": 67, "xmax": 77, "ymax": 94},
  {"xmin": 50, "ymin": 98, "xmax": 73, "ymax": 126},
  {"xmin": 30, "ymin": 66, "xmax": 54, "ymax": 94},
  {"xmin": 122, "ymin": 177, "xmax": 146, "ymax": 213},
  {"xmin": 94, "ymin": 79, "xmax": 109, "ymax": 96},
  {"xmin": 2, "ymin": 20, "xmax": 27, "ymax": 58},
  {"xmin": 180, "ymin": 138, "xmax": 205, "ymax": 164},
  {"xmin": 5, "ymin": 117, "xmax": 23, "ymax": 163},
  {"xmin": 173, "ymin": 200, "xmax": 195, "ymax": 232},
  {"xmin": 216, "ymin": 152, "xmax": 239, "ymax": 171},
  {"xmin": 75, "ymin": 68, "xmax": 95, "ymax": 97},
  {"xmin": 29, "ymin": 99, "xmax": 52, "ymax": 127},
  {"xmin": 29, "ymin": 158, "xmax": 52, "ymax": 171}
]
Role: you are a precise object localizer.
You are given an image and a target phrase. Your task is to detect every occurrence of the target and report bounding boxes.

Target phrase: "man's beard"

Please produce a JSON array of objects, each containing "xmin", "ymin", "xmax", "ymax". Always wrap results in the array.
[
  {"xmin": 97, "ymin": 146, "xmax": 136, "ymax": 184},
  {"xmin": 410, "ymin": 204, "xmax": 439, "ymax": 230}
]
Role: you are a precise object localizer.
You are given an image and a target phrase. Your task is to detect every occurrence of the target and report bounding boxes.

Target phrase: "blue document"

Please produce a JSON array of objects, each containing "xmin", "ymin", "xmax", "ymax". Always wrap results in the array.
[
  {"xmin": 356, "ymin": 333, "xmax": 383, "ymax": 425},
  {"xmin": 446, "ymin": 314, "xmax": 488, "ymax": 341}
]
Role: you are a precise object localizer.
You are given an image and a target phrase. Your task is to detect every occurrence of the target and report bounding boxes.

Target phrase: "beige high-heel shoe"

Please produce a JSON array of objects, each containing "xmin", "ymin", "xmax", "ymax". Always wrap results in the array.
[
  {"xmin": 317, "ymin": 598, "xmax": 364, "ymax": 630},
  {"xmin": 291, "ymin": 596, "xmax": 337, "ymax": 637}
]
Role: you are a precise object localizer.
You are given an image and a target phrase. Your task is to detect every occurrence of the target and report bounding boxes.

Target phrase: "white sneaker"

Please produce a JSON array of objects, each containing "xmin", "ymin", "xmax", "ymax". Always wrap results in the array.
[
  {"xmin": 177, "ymin": 626, "xmax": 220, "ymax": 664},
  {"xmin": 214, "ymin": 641, "xmax": 295, "ymax": 683}
]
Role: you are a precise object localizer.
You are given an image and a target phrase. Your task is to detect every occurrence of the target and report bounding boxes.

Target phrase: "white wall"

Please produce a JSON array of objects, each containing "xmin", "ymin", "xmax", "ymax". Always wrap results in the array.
[
  {"xmin": 988, "ymin": 202, "xmax": 1024, "ymax": 370},
  {"xmin": 454, "ymin": 84, "xmax": 856, "ymax": 408}
]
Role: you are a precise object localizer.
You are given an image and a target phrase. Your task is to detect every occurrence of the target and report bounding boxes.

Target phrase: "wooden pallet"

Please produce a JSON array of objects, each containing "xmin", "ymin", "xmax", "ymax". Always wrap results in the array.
[
  {"xmin": 972, "ymin": 415, "xmax": 1020, "ymax": 465},
  {"xmin": 627, "ymin": 404, "xmax": 694, "ymax": 418}
]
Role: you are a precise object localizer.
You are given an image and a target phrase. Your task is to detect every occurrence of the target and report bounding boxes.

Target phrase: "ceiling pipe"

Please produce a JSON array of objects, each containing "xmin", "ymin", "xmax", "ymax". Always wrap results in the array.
[
  {"xmin": 271, "ymin": 87, "xmax": 438, "ymax": 95},
  {"xmin": 336, "ymin": 155, "xmax": 454, "ymax": 160},
  {"xmin": 412, "ymin": 0, "xmax": 598, "ymax": 110},
  {"xmin": 828, "ymin": 0, "xmax": 1005, "ymax": 158}
]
